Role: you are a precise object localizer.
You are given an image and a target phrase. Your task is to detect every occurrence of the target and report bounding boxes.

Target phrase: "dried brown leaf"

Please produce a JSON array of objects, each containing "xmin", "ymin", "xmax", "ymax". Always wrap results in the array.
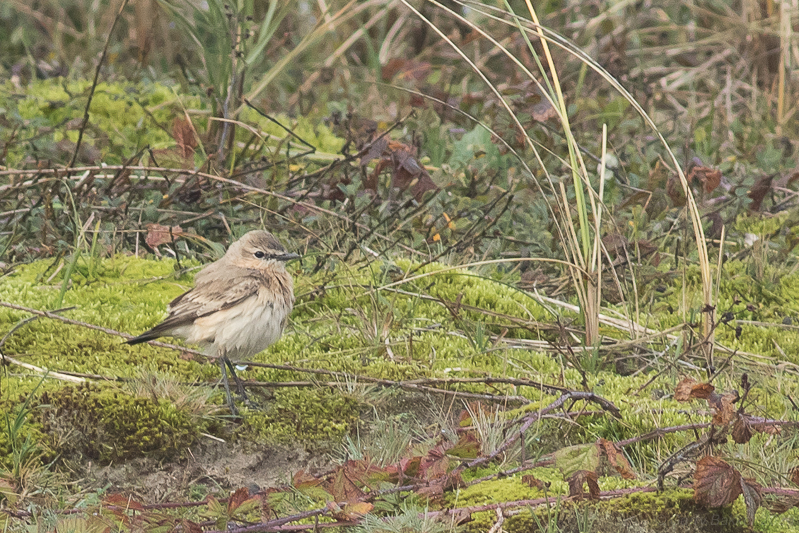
[
  {"xmin": 688, "ymin": 165, "xmax": 722, "ymax": 194},
  {"xmin": 522, "ymin": 475, "xmax": 547, "ymax": 490},
  {"xmin": 740, "ymin": 477, "xmax": 762, "ymax": 527},
  {"xmin": 674, "ymin": 378, "xmax": 715, "ymax": 401},
  {"xmin": 748, "ymin": 174, "xmax": 775, "ymax": 211},
  {"xmin": 567, "ymin": 470, "xmax": 600, "ymax": 501},
  {"xmin": 709, "ymin": 391, "xmax": 738, "ymax": 426},
  {"xmin": 598, "ymin": 438, "xmax": 636, "ymax": 479},
  {"xmin": 790, "ymin": 466, "xmax": 799, "ymax": 487},
  {"xmin": 227, "ymin": 487, "xmax": 250, "ymax": 514},
  {"xmin": 420, "ymin": 445, "xmax": 451, "ymax": 481},
  {"xmin": 145, "ymin": 224, "xmax": 184, "ymax": 248},
  {"xmin": 693, "ymin": 456, "xmax": 741, "ymax": 507},
  {"xmin": 732, "ymin": 414, "xmax": 753, "ymax": 444},
  {"xmin": 666, "ymin": 175, "xmax": 686, "ymax": 206},
  {"xmin": 173, "ymin": 117, "xmax": 198, "ymax": 160}
]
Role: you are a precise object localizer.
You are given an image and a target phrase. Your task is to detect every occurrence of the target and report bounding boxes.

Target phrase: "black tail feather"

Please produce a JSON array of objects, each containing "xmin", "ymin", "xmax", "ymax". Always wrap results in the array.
[{"xmin": 125, "ymin": 329, "xmax": 162, "ymax": 345}]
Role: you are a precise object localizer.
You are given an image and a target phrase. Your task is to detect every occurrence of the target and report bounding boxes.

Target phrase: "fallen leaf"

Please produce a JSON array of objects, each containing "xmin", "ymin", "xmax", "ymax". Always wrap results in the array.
[
  {"xmin": 449, "ymin": 432, "xmax": 481, "ymax": 459},
  {"xmin": 145, "ymin": 224, "xmax": 184, "ymax": 248},
  {"xmin": 748, "ymin": 174, "xmax": 775, "ymax": 211},
  {"xmin": 173, "ymin": 116, "xmax": 198, "ymax": 161},
  {"xmin": 420, "ymin": 444, "xmax": 451, "ymax": 481},
  {"xmin": 740, "ymin": 477, "xmax": 762, "ymax": 527},
  {"xmin": 687, "ymin": 165, "xmax": 722, "ymax": 194},
  {"xmin": 732, "ymin": 414, "xmax": 753, "ymax": 444},
  {"xmin": 674, "ymin": 378, "xmax": 715, "ymax": 401},
  {"xmin": 598, "ymin": 438, "xmax": 636, "ymax": 479},
  {"xmin": 708, "ymin": 391, "xmax": 738, "ymax": 426},
  {"xmin": 566, "ymin": 470, "xmax": 600, "ymax": 501},
  {"xmin": 666, "ymin": 175, "xmax": 687, "ymax": 206},
  {"xmin": 522, "ymin": 475, "xmax": 547, "ymax": 490},
  {"xmin": 693, "ymin": 456, "xmax": 741, "ymax": 507},
  {"xmin": 790, "ymin": 466, "xmax": 799, "ymax": 487}
]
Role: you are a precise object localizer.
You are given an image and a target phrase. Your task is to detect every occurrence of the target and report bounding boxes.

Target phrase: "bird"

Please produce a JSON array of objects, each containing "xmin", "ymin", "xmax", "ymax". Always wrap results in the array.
[{"xmin": 127, "ymin": 230, "xmax": 299, "ymax": 415}]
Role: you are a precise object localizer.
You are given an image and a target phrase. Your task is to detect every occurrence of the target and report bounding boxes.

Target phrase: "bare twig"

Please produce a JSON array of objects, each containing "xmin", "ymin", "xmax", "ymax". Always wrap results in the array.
[{"xmin": 68, "ymin": 0, "xmax": 130, "ymax": 169}]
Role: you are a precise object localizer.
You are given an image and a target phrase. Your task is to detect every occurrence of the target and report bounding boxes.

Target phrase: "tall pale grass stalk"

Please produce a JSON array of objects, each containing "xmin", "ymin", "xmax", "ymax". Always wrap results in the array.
[{"xmin": 407, "ymin": 0, "xmax": 714, "ymax": 361}]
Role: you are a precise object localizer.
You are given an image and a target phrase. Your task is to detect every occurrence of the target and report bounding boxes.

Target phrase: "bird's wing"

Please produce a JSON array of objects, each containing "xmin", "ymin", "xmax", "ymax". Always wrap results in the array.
[{"xmin": 151, "ymin": 270, "xmax": 263, "ymax": 333}]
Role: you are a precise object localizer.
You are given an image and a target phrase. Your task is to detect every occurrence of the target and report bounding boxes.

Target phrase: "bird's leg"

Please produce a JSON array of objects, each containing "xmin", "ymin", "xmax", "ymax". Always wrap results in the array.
[
  {"xmin": 219, "ymin": 357, "xmax": 239, "ymax": 417},
  {"xmin": 224, "ymin": 358, "xmax": 250, "ymax": 402}
]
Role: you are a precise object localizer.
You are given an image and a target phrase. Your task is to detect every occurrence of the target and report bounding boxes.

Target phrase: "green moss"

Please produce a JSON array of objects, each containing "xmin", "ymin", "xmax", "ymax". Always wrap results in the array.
[
  {"xmin": 236, "ymin": 388, "xmax": 360, "ymax": 442},
  {"xmin": 37, "ymin": 383, "xmax": 199, "ymax": 462},
  {"xmin": 1, "ymin": 252, "xmax": 799, "ymax": 499}
]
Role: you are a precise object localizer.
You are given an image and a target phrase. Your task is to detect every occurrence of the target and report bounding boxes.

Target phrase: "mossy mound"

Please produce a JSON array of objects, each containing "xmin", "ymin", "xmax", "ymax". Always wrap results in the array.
[{"xmin": 37, "ymin": 383, "xmax": 200, "ymax": 462}]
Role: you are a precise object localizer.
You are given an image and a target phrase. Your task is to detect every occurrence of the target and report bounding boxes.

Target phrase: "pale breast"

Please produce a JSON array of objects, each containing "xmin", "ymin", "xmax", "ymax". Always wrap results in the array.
[{"xmin": 168, "ymin": 268, "xmax": 294, "ymax": 361}]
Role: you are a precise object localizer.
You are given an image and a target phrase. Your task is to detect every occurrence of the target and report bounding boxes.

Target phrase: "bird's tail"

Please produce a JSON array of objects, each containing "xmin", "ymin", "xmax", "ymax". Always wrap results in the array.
[{"xmin": 125, "ymin": 329, "xmax": 162, "ymax": 345}]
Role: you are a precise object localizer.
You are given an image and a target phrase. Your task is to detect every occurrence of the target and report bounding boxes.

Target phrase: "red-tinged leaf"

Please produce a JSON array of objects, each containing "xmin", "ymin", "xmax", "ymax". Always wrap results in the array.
[
  {"xmin": 227, "ymin": 487, "xmax": 250, "ymax": 513},
  {"xmin": 324, "ymin": 466, "xmax": 365, "ymax": 503},
  {"xmin": 293, "ymin": 469, "xmax": 322, "ymax": 489},
  {"xmin": 740, "ymin": 477, "xmax": 762, "ymax": 527},
  {"xmin": 393, "ymin": 455, "xmax": 421, "ymax": 480},
  {"xmin": 748, "ymin": 174, "xmax": 775, "ymax": 211},
  {"xmin": 687, "ymin": 165, "xmax": 722, "ymax": 194},
  {"xmin": 449, "ymin": 432, "xmax": 481, "ymax": 459},
  {"xmin": 420, "ymin": 446, "xmax": 451, "ymax": 481},
  {"xmin": 459, "ymin": 408, "xmax": 474, "ymax": 427},
  {"xmin": 103, "ymin": 493, "xmax": 145, "ymax": 511},
  {"xmin": 522, "ymin": 475, "xmax": 547, "ymax": 490},
  {"xmin": 709, "ymin": 391, "xmax": 738, "ymax": 426},
  {"xmin": 674, "ymin": 377, "xmax": 714, "ymax": 401},
  {"xmin": 416, "ymin": 477, "xmax": 448, "ymax": 501},
  {"xmin": 693, "ymin": 456, "xmax": 741, "ymax": 507},
  {"xmin": 145, "ymin": 223, "xmax": 184, "ymax": 248},
  {"xmin": 173, "ymin": 117, "xmax": 198, "ymax": 160},
  {"xmin": 790, "ymin": 466, "xmax": 799, "ymax": 487},
  {"xmin": 732, "ymin": 414, "xmax": 753, "ymax": 444},
  {"xmin": 567, "ymin": 470, "xmax": 600, "ymax": 501},
  {"xmin": 598, "ymin": 438, "xmax": 636, "ymax": 480}
]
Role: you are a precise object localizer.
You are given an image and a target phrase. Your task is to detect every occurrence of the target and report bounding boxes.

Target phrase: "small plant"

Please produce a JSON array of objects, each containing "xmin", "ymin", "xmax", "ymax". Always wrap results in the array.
[{"xmin": 1, "ymin": 376, "xmax": 57, "ymax": 505}]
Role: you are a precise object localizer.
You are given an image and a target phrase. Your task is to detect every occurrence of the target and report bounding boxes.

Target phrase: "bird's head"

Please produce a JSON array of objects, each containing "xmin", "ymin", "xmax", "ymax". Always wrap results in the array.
[{"xmin": 228, "ymin": 230, "xmax": 300, "ymax": 270}]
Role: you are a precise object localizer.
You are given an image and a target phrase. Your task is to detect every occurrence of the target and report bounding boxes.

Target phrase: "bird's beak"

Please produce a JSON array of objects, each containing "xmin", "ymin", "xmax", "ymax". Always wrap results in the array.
[{"xmin": 277, "ymin": 252, "xmax": 301, "ymax": 262}]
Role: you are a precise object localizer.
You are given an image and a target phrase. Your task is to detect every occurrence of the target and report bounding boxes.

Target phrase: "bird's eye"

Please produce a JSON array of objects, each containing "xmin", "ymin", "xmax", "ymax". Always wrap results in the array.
[{"xmin": 254, "ymin": 251, "xmax": 265, "ymax": 259}]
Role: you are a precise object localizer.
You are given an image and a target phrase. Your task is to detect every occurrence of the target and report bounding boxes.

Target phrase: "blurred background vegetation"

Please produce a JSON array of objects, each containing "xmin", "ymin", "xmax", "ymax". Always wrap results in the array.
[{"xmin": 1, "ymin": 0, "xmax": 795, "ymax": 274}]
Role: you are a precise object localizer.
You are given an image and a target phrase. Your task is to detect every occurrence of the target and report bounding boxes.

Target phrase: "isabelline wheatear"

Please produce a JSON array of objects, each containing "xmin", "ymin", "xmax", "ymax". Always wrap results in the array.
[{"xmin": 127, "ymin": 230, "xmax": 299, "ymax": 415}]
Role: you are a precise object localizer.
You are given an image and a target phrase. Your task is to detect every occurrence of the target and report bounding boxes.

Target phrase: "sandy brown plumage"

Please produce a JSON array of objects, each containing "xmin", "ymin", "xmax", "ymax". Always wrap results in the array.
[{"xmin": 127, "ymin": 230, "xmax": 299, "ymax": 415}]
